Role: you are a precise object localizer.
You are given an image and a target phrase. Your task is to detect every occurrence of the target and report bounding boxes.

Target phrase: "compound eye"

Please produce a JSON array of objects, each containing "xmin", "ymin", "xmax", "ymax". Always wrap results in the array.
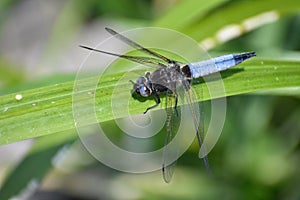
[
  {"xmin": 139, "ymin": 86, "xmax": 151, "ymax": 97},
  {"xmin": 137, "ymin": 77, "xmax": 145, "ymax": 84}
]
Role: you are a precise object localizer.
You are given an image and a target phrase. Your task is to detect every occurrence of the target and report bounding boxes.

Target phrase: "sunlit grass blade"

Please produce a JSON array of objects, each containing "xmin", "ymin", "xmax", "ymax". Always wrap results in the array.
[
  {"xmin": 154, "ymin": 0, "xmax": 300, "ymax": 49},
  {"xmin": 0, "ymin": 59, "xmax": 299, "ymax": 145},
  {"xmin": 154, "ymin": 0, "xmax": 230, "ymax": 30}
]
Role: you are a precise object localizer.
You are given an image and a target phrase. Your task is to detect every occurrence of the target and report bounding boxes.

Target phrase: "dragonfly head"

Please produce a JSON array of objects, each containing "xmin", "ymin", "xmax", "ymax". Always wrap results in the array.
[{"xmin": 130, "ymin": 77, "xmax": 152, "ymax": 97}]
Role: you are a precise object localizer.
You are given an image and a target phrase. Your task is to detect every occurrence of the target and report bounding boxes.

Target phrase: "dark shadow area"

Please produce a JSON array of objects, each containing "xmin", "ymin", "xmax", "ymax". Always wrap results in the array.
[
  {"xmin": 130, "ymin": 90, "xmax": 155, "ymax": 103},
  {"xmin": 191, "ymin": 68, "xmax": 244, "ymax": 85},
  {"xmin": 220, "ymin": 68, "xmax": 244, "ymax": 79}
]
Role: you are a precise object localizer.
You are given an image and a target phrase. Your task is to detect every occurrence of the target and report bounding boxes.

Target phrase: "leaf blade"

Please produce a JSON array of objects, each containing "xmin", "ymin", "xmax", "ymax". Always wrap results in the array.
[{"xmin": 0, "ymin": 59, "xmax": 300, "ymax": 144}]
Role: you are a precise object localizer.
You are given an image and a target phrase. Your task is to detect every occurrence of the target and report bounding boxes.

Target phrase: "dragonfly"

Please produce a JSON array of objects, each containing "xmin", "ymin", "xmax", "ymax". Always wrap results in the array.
[{"xmin": 80, "ymin": 27, "xmax": 256, "ymax": 183}]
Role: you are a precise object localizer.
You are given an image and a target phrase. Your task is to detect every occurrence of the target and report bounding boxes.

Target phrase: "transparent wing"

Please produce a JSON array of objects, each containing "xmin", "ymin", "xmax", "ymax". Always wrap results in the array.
[
  {"xmin": 79, "ymin": 45, "xmax": 167, "ymax": 68},
  {"xmin": 162, "ymin": 90, "xmax": 180, "ymax": 183},
  {"xmin": 105, "ymin": 27, "xmax": 173, "ymax": 64},
  {"xmin": 182, "ymin": 80, "xmax": 210, "ymax": 172},
  {"xmin": 80, "ymin": 27, "xmax": 185, "ymax": 68}
]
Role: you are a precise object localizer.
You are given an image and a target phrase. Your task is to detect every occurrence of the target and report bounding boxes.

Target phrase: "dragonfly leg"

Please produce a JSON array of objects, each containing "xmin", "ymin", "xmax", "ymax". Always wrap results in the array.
[
  {"xmin": 174, "ymin": 95, "xmax": 179, "ymax": 117},
  {"xmin": 144, "ymin": 92, "xmax": 160, "ymax": 114}
]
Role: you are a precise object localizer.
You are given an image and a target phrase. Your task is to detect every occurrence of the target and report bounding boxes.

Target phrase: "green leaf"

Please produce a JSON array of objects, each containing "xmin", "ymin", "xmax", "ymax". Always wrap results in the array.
[
  {"xmin": 0, "ymin": 131, "xmax": 77, "ymax": 200},
  {"xmin": 154, "ymin": 0, "xmax": 300, "ymax": 48},
  {"xmin": 0, "ymin": 59, "xmax": 300, "ymax": 145},
  {"xmin": 154, "ymin": 0, "xmax": 230, "ymax": 30}
]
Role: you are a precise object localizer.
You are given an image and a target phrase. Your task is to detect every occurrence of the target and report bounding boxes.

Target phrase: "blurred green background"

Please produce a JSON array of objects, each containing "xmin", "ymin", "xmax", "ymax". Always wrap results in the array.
[{"xmin": 0, "ymin": 0, "xmax": 300, "ymax": 199}]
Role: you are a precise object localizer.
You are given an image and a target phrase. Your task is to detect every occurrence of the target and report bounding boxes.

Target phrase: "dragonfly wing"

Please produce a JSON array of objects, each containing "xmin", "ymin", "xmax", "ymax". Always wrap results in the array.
[
  {"xmin": 105, "ymin": 27, "xmax": 173, "ymax": 64},
  {"xmin": 182, "ymin": 80, "xmax": 211, "ymax": 172},
  {"xmin": 162, "ymin": 90, "xmax": 180, "ymax": 183},
  {"xmin": 79, "ymin": 45, "xmax": 167, "ymax": 68}
]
